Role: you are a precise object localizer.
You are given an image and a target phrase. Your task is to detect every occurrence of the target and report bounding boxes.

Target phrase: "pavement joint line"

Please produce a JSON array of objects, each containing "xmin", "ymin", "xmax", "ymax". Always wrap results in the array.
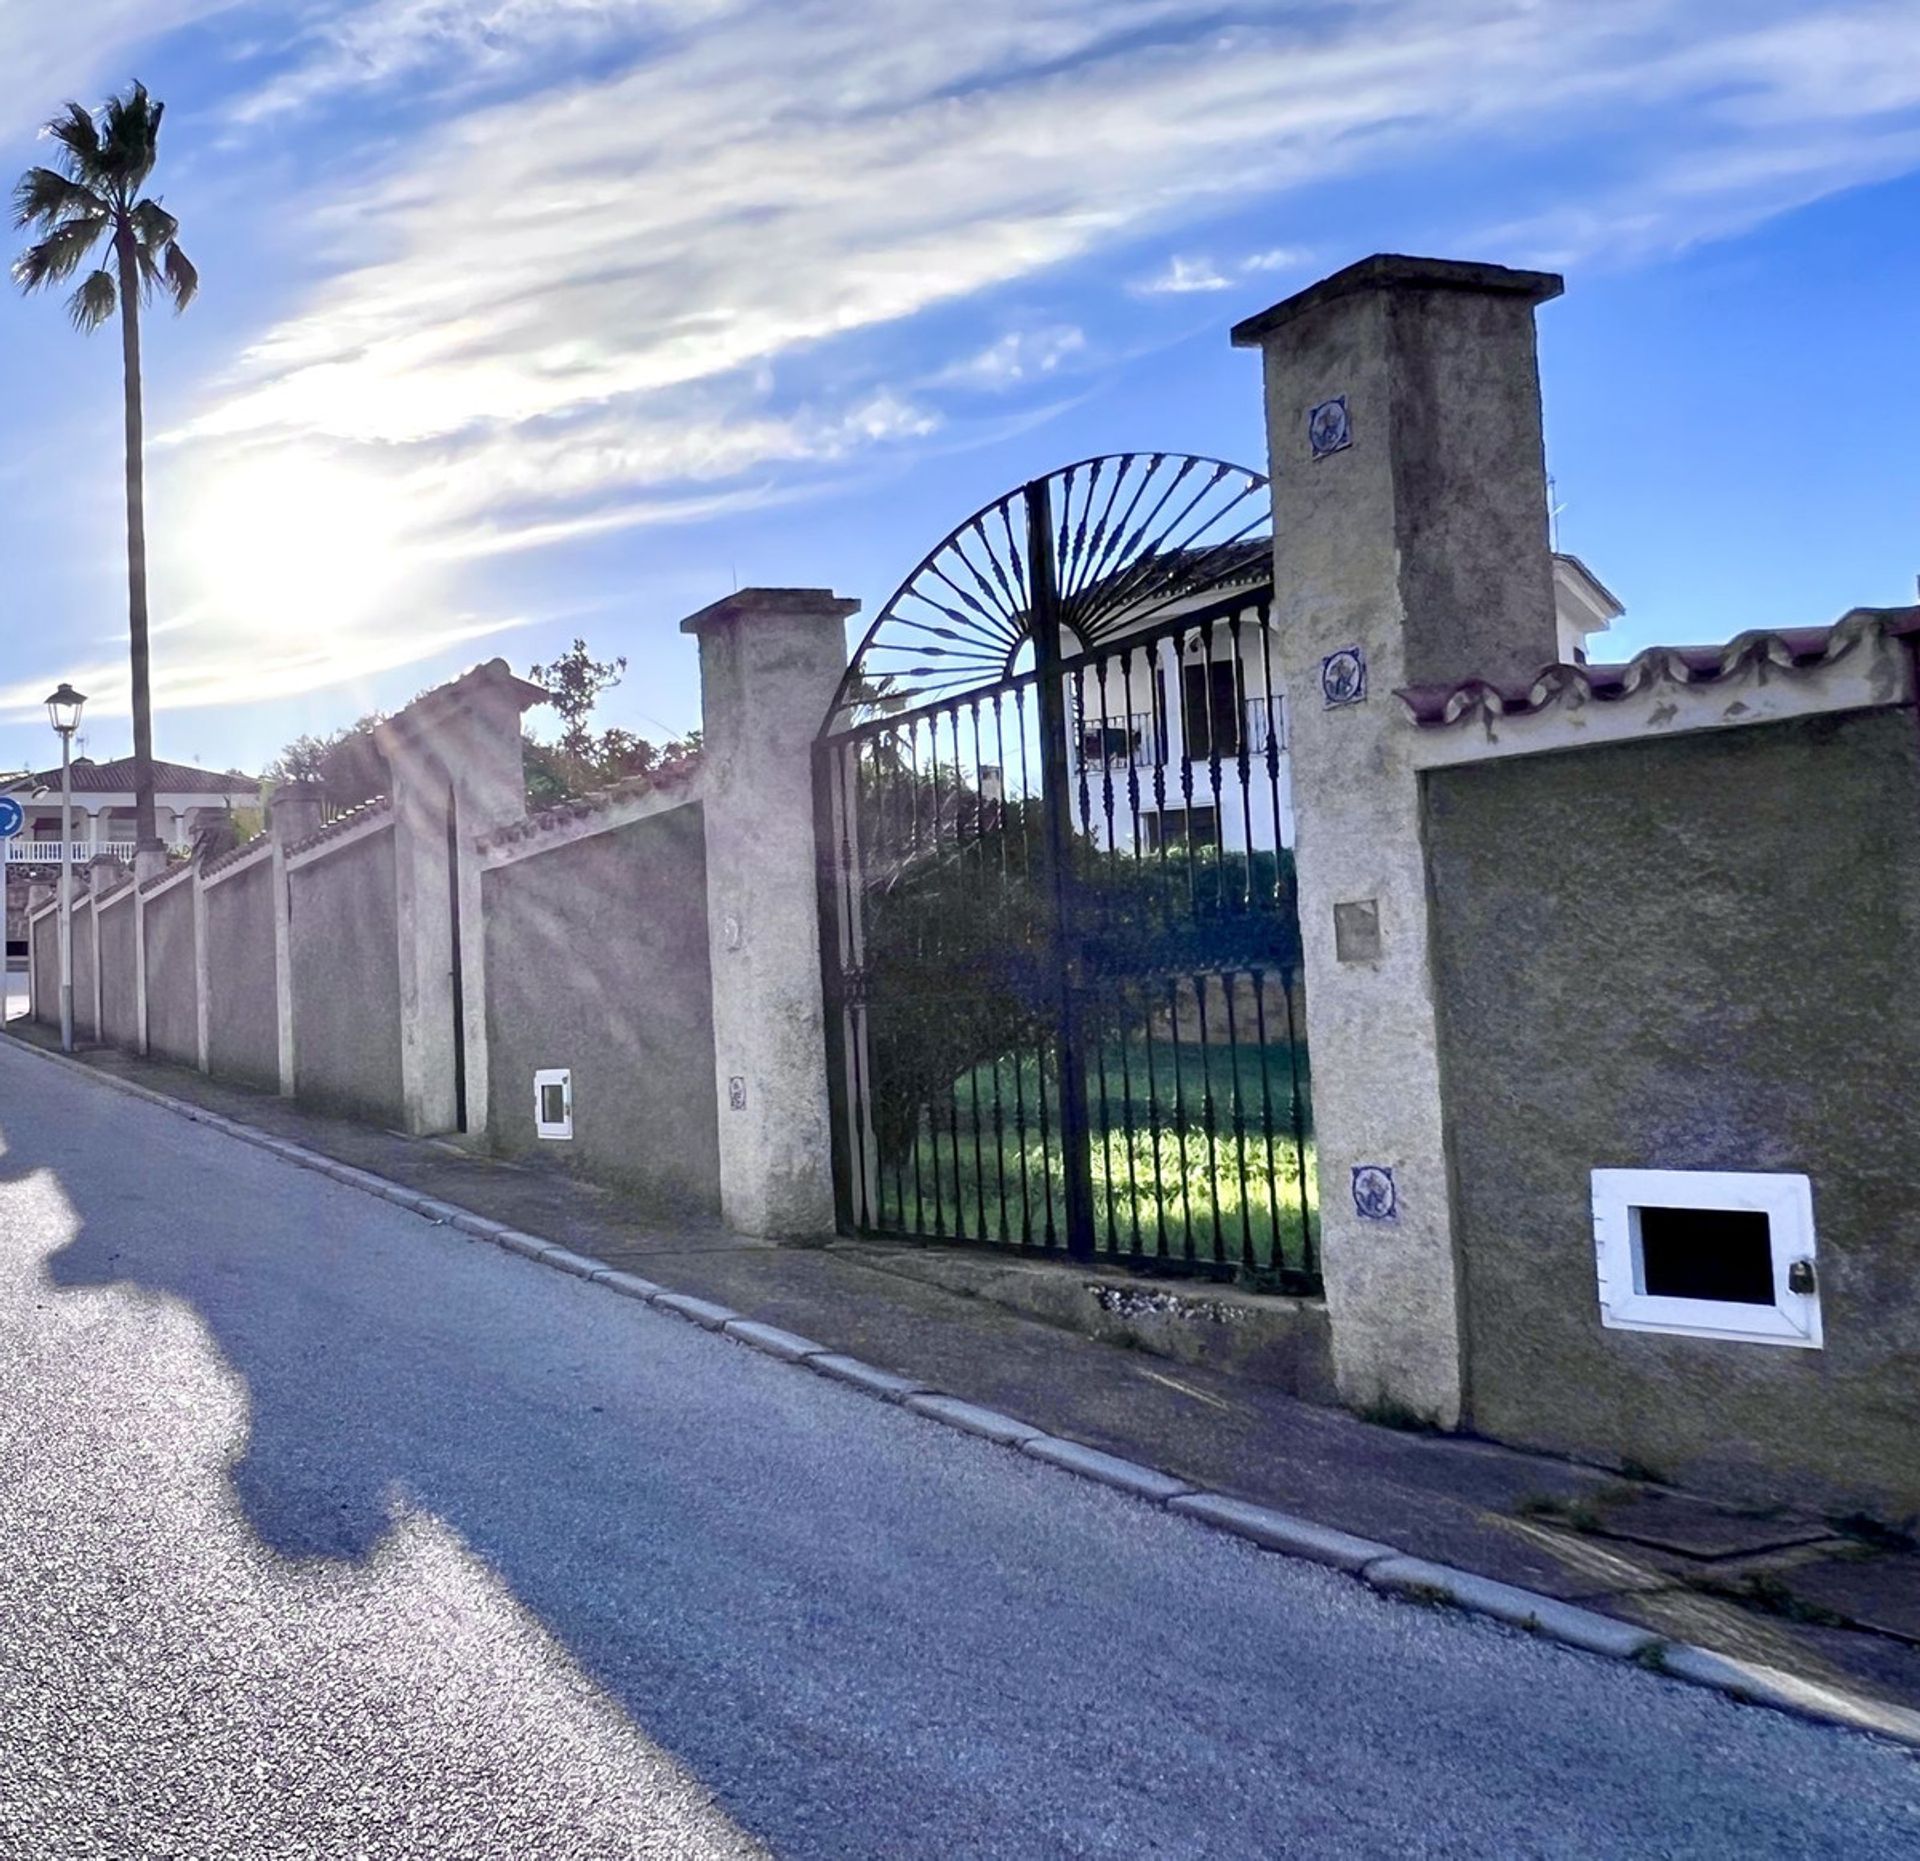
[{"xmin": 9, "ymin": 1026, "xmax": 1920, "ymax": 1752}]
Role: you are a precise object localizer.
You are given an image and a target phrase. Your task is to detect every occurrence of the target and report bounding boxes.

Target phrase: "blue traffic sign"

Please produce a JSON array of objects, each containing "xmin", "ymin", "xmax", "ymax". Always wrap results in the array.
[{"xmin": 0, "ymin": 796, "xmax": 21, "ymax": 839}]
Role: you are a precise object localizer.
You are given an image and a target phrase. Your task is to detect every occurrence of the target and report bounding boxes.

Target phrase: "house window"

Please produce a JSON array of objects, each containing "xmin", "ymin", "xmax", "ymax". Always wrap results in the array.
[
  {"xmin": 1181, "ymin": 656, "xmax": 1242, "ymax": 761},
  {"xmin": 1141, "ymin": 806, "xmax": 1220, "ymax": 852},
  {"xmin": 534, "ymin": 1068, "xmax": 573, "ymax": 1141},
  {"xmin": 1591, "ymin": 1168, "xmax": 1821, "ymax": 1348}
]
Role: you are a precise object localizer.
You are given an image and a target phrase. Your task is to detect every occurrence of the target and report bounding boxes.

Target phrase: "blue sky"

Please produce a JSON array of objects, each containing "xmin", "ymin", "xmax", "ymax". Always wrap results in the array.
[{"xmin": 2, "ymin": 0, "xmax": 1916, "ymax": 777}]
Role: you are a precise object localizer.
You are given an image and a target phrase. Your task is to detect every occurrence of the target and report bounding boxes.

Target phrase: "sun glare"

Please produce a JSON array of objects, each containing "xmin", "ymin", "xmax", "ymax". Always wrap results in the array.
[{"xmin": 187, "ymin": 454, "xmax": 415, "ymax": 636}]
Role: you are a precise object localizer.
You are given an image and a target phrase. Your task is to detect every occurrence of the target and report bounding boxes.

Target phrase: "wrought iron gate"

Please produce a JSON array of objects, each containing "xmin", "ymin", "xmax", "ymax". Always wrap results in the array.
[{"xmin": 815, "ymin": 455, "xmax": 1318, "ymax": 1291}]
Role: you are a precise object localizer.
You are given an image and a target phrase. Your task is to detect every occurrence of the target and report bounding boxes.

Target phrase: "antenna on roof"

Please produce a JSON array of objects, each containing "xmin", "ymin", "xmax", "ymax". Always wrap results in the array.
[{"xmin": 1546, "ymin": 474, "xmax": 1566, "ymax": 554}]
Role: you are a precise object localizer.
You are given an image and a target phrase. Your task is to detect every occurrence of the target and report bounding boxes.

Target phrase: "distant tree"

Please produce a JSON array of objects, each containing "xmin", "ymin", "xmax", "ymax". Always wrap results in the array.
[
  {"xmin": 263, "ymin": 714, "xmax": 388, "ymax": 808},
  {"xmin": 12, "ymin": 82, "xmax": 197, "ymax": 858},
  {"xmin": 522, "ymin": 639, "xmax": 698, "ymax": 805},
  {"xmin": 528, "ymin": 639, "xmax": 627, "ymax": 759}
]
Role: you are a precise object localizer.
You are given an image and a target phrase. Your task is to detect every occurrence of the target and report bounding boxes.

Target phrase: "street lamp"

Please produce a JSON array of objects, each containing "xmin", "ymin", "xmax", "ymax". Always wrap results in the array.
[{"xmin": 45, "ymin": 683, "xmax": 85, "ymax": 1054}]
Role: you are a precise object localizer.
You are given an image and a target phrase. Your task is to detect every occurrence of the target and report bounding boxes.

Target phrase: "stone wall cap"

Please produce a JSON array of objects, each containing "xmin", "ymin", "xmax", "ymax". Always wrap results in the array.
[
  {"xmin": 679, "ymin": 588, "xmax": 861, "ymax": 636},
  {"xmin": 1231, "ymin": 253, "xmax": 1564, "ymax": 347},
  {"xmin": 381, "ymin": 658, "xmax": 549, "ymax": 741}
]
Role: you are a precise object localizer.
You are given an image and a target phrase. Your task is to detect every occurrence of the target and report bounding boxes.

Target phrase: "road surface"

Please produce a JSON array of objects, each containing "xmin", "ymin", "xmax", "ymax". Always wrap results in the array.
[{"xmin": 2, "ymin": 1038, "xmax": 1916, "ymax": 1858}]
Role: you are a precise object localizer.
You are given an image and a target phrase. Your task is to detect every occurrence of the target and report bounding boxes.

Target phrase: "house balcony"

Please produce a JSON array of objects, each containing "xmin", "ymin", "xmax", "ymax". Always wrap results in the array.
[
  {"xmin": 1075, "ymin": 695, "xmax": 1287, "ymax": 773},
  {"xmin": 5, "ymin": 840, "xmax": 195, "ymax": 867}
]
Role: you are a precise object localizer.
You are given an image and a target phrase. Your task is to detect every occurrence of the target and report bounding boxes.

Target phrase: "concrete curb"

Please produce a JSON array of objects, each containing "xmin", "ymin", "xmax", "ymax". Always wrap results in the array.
[{"xmin": 12, "ymin": 1029, "xmax": 1920, "ymax": 1752}]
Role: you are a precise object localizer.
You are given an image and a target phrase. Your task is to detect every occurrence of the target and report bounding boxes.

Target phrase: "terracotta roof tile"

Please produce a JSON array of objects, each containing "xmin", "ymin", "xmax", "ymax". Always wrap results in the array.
[
  {"xmin": 284, "ymin": 794, "xmax": 393, "ymax": 857},
  {"xmin": 1398, "ymin": 606, "xmax": 1920, "ymax": 730},
  {"xmin": 9, "ymin": 755, "xmax": 255, "ymax": 795}
]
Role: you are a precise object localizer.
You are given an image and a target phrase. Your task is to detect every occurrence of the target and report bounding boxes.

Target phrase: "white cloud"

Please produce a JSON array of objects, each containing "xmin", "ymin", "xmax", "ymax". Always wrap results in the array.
[
  {"xmin": 0, "ymin": 0, "xmax": 242, "ymax": 140},
  {"xmin": 937, "ymin": 326, "xmax": 1087, "ymax": 391},
  {"xmin": 1131, "ymin": 255, "xmax": 1232, "ymax": 296},
  {"xmin": 1241, "ymin": 246, "xmax": 1311, "ymax": 273},
  {"xmin": 25, "ymin": 0, "xmax": 1908, "ymax": 721}
]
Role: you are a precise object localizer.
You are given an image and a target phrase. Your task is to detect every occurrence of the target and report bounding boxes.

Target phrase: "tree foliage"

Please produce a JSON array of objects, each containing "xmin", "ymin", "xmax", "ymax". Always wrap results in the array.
[
  {"xmin": 263, "ymin": 715, "xmax": 389, "ymax": 809},
  {"xmin": 522, "ymin": 638, "xmax": 699, "ymax": 806},
  {"xmin": 260, "ymin": 638, "xmax": 701, "ymax": 813}
]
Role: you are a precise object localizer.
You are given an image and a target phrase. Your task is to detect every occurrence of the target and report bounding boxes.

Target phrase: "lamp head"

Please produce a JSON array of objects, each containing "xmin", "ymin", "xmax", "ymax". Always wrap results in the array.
[{"xmin": 45, "ymin": 683, "xmax": 86, "ymax": 736}]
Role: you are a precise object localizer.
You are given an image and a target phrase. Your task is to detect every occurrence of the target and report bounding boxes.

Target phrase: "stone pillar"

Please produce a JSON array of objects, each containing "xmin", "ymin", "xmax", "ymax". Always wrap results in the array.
[
  {"xmin": 26, "ymin": 881, "xmax": 52, "ymax": 1026},
  {"xmin": 681, "ymin": 588, "xmax": 858, "ymax": 1239},
  {"xmin": 374, "ymin": 659, "xmax": 545, "ymax": 1137},
  {"xmin": 192, "ymin": 865, "xmax": 211, "ymax": 1073},
  {"xmin": 85, "ymin": 855, "xmax": 126, "ymax": 1041},
  {"xmin": 1231, "ymin": 254, "xmax": 1563, "ymax": 1426},
  {"xmin": 268, "ymin": 783, "xmax": 327, "ymax": 1096}
]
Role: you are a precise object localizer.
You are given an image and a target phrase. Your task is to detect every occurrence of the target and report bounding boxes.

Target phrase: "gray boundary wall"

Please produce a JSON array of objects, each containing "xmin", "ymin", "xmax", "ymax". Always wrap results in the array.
[
  {"xmin": 1425, "ymin": 707, "xmax": 1920, "ymax": 1516},
  {"xmin": 144, "ymin": 877, "xmax": 199, "ymax": 1064},
  {"xmin": 482, "ymin": 797, "xmax": 720, "ymax": 1213},
  {"xmin": 96, "ymin": 888, "xmax": 139, "ymax": 1051},
  {"xmin": 70, "ymin": 904, "xmax": 96, "ymax": 1042},
  {"xmin": 29, "ymin": 908, "xmax": 57, "ymax": 1025},
  {"xmin": 204, "ymin": 853, "xmax": 280, "ymax": 1090},
  {"xmin": 289, "ymin": 824, "xmax": 405, "ymax": 1122}
]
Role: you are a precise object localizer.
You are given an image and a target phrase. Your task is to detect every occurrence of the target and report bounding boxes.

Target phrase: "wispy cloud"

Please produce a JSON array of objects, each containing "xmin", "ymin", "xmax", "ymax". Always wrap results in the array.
[
  {"xmin": 1132, "ymin": 255, "xmax": 1232, "ymax": 296},
  {"xmin": 18, "ymin": 0, "xmax": 1919, "ymax": 722},
  {"xmin": 936, "ymin": 326, "xmax": 1087, "ymax": 391}
]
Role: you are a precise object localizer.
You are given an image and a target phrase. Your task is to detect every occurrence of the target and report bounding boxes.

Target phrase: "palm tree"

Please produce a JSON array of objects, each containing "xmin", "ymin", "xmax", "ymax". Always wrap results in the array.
[{"xmin": 12, "ymin": 83, "xmax": 197, "ymax": 859}]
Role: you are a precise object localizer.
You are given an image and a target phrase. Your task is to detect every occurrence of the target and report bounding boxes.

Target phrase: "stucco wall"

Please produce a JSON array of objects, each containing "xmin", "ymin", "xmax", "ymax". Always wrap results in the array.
[
  {"xmin": 144, "ymin": 882, "xmax": 198, "ymax": 1064},
  {"xmin": 205, "ymin": 856, "xmax": 280, "ymax": 1089},
  {"xmin": 96, "ymin": 892, "xmax": 139, "ymax": 1051},
  {"xmin": 71, "ymin": 905, "xmax": 96, "ymax": 1041},
  {"xmin": 1425, "ymin": 709, "xmax": 1920, "ymax": 1516},
  {"xmin": 483, "ymin": 802, "xmax": 719, "ymax": 1214},
  {"xmin": 290, "ymin": 828, "xmax": 403, "ymax": 1122},
  {"xmin": 30, "ymin": 909, "xmax": 57, "ymax": 1024}
]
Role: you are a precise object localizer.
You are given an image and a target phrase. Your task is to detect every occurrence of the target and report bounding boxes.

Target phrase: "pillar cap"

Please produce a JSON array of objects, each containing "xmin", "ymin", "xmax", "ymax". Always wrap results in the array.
[
  {"xmin": 1230, "ymin": 253, "xmax": 1564, "ymax": 348},
  {"xmin": 680, "ymin": 588, "xmax": 860, "ymax": 637}
]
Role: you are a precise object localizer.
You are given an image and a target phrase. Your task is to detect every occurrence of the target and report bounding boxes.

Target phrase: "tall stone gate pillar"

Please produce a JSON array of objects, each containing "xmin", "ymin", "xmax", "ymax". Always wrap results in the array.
[
  {"xmin": 682, "ymin": 587, "xmax": 857, "ymax": 1240},
  {"xmin": 1232, "ymin": 255, "xmax": 1563, "ymax": 1425}
]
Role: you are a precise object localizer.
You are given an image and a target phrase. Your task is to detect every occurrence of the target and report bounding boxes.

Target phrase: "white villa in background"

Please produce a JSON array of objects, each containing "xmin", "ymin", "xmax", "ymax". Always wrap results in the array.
[
  {"xmin": 2, "ymin": 754, "xmax": 258, "ymax": 956},
  {"xmin": 1069, "ymin": 551, "xmax": 1623, "ymax": 855}
]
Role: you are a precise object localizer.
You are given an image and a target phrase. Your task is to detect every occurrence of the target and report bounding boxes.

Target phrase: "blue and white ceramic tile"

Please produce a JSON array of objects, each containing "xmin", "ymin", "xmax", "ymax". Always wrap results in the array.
[
  {"xmin": 1308, "ymin": 395, "xmax": 1351, "ymax": 459},
  {"xmin": 1321, "ymin": 645, "xmax": 1366, "ymax": 708},
  {"xmin": 1351, "ymin": 1164, "xmax": 1397, "ymax": 1222}
]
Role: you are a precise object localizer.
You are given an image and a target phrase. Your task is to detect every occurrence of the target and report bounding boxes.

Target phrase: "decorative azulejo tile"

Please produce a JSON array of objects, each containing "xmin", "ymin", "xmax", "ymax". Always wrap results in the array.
[
  {"xmin": 1308, "ymin": 394, "xmax": 1352, "ymax": 459},
  {"xmin": 1351, "ymin": 1164, "xmax": 1397, "ymax": 1223},
  {"xmin": 1321, "ymin": 645, "xmax": 1367, "ymax": 708}
]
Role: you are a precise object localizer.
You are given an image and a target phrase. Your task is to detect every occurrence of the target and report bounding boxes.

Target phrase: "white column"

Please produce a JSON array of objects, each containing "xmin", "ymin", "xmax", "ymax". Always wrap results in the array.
[
  {"xmin": 1231, "ymin": 255, "xmax": 1563, "ymax": 1426},
  {"xmin": 681, "ymin": 587, "xmax": 857, "ymax": 1240}
]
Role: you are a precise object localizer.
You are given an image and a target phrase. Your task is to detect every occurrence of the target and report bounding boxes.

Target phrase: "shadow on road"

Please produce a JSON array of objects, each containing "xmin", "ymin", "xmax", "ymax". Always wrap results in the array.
[{"xmin": 16, "ymin": 1074, "xmax": 1920, "ymax": 1861}]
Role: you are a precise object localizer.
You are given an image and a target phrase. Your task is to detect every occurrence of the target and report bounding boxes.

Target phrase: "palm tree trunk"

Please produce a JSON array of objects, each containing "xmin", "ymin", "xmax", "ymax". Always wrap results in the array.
[{"xmin": 115, "ymin": 221, "xmax": 159, "ymax": 854}]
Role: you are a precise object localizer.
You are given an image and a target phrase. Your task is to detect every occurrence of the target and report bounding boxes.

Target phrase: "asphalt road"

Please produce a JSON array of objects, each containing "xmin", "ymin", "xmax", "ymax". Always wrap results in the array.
[{"xmin": 3, "ymin": 1041, "xmax": 1918, "ymax": 1859}]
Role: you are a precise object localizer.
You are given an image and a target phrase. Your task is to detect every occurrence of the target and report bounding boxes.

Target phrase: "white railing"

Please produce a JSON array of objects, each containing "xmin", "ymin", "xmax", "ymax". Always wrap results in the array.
[{"xmin": 4, "ymin": 839, "xmax": 194, "ymax": 865}]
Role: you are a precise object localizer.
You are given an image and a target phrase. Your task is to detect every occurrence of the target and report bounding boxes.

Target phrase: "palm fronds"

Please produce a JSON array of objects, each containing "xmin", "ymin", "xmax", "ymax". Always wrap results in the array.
[
  {"xmin": 12, "ymin": 82, "xmax": 198, "ymax": 323},
  {"xmin": 12, "ymin": 165, "xmax": 103, "ymax": 229},
  {"xmin": 66, "ymin": 268, "xmax": 115, "ymax": 331},
  {"xmin": 96, "ymin": 82, "xmax": 161, "ymax": 196},
  {"xmin": 11, "ymin": 214, "xmax": 107, "ymax": 292}
]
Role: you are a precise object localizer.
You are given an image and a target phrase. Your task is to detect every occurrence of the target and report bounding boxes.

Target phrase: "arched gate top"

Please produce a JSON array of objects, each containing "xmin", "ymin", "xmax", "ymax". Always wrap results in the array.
[{"xmin": 822, "ymin": 451, "xmax": 1271, "ymax": 736}]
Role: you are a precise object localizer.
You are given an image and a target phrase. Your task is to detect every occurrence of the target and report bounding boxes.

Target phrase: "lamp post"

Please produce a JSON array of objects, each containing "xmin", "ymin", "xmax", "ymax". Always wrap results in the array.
[{"xmin": 45, "ymin": 683, "xmax": 86, "ymax": 1054}]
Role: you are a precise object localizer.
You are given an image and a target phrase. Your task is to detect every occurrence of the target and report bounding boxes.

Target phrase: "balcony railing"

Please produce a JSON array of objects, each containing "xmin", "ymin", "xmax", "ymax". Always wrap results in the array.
[
  {"xmin": 5, "ymin": 839, "xmax": 194, "ymax": 866},
  {"xmin": 1076, "ymin": 695, "xmax": 1287, "ymax": 772}
]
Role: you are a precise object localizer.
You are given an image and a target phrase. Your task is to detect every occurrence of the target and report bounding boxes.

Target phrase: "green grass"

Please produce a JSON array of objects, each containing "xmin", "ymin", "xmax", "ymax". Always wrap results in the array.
[{"xmin": 862, "ymin": 1037, "xmax": 1319, "ymax": 1281}]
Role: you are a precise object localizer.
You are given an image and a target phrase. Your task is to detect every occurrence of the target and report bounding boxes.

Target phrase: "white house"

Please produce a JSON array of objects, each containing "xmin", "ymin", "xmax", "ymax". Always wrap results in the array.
[
  {"xmin": 3, "ymin": 754, "xmax": 258, "ymax": 957},
  {"xmin": 1069, "ymin": 551, "xmax": 1622, "ymax": 856}
]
